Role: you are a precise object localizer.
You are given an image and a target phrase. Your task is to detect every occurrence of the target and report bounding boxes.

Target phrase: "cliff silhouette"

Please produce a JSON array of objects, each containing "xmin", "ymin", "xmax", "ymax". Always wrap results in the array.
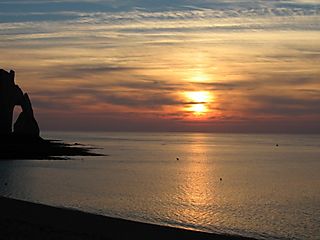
[{"xmin": 0, "ymin": 69, "xmax": 102, "ymax": 159}]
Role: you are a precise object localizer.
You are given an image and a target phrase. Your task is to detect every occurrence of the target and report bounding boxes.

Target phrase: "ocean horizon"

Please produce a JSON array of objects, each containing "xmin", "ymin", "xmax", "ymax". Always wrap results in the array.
[{"xmin": 0, "ymin": 131, "xmax": 319, "ymax": 239}]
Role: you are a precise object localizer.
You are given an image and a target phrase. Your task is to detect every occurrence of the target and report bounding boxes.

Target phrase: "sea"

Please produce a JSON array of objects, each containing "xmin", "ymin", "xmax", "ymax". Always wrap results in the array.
[{"xmin": 0, "ymin": 132, "xmax": 319, "ymax": 240}]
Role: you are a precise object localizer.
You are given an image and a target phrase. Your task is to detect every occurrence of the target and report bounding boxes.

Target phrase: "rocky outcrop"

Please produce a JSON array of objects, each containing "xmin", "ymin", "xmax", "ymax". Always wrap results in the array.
[
  {"xmin": 0, "ymin": 70, "xmax": 24, "ymax": 135},
  {"xmin": 0, "ymin": 69, "xmax": 102, "ymax": 159},
  {"xmin": 13, "ymin": 93, "xmax": 40, "ymax": 137},
  {"xmin": 0, "ymin": 69, "xmax": 40, "ymax": 138}
]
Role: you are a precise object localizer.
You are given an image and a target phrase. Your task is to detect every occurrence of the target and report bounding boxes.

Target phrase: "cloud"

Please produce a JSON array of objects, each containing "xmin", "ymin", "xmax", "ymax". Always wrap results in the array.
[
  {"xmin": 1, "ymin": 0, "xmax": 319, "ymax": 30},
  {"xmin": 248, "ymin": 94, "xmax": 320, "ymax": 116},
  {"xmin": 41, "ymin": 65, "xmax": 142, "ymax": 79},
  {"xmin": 31, "ymin": 82, "xmax": 184, "ymax": 111},
  {"xmin": 95, "ymin": 92, "xmax": 182, "ymax": 108},
  {"xmin": 1, "ymin": 0, "xmax": 319, "ymax": 133},
  {"xmin": 190, "ymin": 80, "xmax": 259, "ymax": 91}
]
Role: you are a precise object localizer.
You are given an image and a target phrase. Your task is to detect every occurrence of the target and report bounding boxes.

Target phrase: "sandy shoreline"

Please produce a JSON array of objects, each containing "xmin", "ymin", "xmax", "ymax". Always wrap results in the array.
[{"xmin": 0, "ymin": 196, "xmax": 258, "ymax": 240}]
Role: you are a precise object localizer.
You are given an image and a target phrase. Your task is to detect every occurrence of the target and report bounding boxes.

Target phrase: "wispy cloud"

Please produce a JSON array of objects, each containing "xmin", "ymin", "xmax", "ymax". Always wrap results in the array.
[
  {"xmin": 247, "ymin": 94, "xmax": 320, "ymax": 116},
  {"xmin": 1, "ymin": 0, "xmax": 319, "ymax": 132}
]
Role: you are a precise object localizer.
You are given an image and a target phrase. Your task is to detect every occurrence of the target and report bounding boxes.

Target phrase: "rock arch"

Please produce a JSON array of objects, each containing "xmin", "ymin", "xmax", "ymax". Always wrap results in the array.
[{"xmin": 0, "ymin": 69, "xmax": 39, "ymax": 138}]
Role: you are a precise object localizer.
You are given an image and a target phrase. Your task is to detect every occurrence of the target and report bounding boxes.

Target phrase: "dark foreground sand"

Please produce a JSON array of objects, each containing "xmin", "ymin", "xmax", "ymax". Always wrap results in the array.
[{"xmin": 0, "ymin": 197, "xmax": 257, "ymax": 240}]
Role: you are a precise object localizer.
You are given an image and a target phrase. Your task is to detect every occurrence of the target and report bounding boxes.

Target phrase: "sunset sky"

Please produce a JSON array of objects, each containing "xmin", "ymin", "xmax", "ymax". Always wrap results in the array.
[{"xmin": 0, "ymin": 0, "xmax": 319, "ymax": 133}]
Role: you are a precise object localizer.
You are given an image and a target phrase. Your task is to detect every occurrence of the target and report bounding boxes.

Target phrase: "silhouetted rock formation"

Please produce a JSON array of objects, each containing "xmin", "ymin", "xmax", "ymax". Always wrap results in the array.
[
  {"xmin": 13, "ymin": 93, "xmax": 40, "ymax": 137},
  {"xmin": 0, "ymin": 69, "xmax": 39, "ymax": 138},
  {"xmin": 0, "ymin": 69, "xmax": 24, "ymax": 135},
  {"xmin": 0, "ymin": 69, "xmax": 102, "ymax": 159},
  {"xmin": 0, "ymin": 139, "xmax": 102, "ymax": 160}
]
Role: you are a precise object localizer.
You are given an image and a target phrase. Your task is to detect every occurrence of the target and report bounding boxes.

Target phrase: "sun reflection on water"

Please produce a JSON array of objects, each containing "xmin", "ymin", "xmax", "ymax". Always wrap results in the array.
[{"xmin": 175, "ymin": 134, "xmax": 216, "ymax": 226}]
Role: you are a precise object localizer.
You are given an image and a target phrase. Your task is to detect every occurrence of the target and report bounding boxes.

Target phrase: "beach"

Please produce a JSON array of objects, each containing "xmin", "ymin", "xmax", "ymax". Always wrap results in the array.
[
  {"xmin": 0, "ymin": 196, "xmax": 256, "ymax": 240},
  {"xmin": 1, "ymin": 0, "xmax": 319, "ymax": 238}
]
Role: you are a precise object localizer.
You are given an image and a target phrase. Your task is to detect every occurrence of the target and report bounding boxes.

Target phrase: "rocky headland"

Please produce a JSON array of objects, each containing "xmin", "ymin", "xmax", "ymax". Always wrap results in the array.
[{"xmin": 0, "ymin": 69, "xmax": 101, "ymax": 160}]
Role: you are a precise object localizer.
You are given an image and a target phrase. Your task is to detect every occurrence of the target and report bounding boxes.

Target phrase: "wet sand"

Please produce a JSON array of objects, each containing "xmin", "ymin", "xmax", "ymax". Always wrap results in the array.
[{"xmin": 0, "ymin": 197, "xmax": 258, "ymax": 240}]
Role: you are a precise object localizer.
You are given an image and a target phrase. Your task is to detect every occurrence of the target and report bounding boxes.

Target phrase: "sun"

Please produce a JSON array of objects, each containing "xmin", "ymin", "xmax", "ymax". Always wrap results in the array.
[
  {"xmin": 190, "ymin": 104, "xmax": 208, "ymax": 114},
  {"xmin": 184, "ymin": 91, "xmax": 213, "ymax": 115},
  {"xmin": 187, "ymin": 91, "xmax": 211, "ymax": 103}
]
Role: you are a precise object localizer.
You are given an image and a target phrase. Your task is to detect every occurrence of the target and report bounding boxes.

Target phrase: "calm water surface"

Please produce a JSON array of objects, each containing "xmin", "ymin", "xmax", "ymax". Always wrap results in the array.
[{"xmin": 0, "ymin": 132, "xmax": 319, "ymax": 240}]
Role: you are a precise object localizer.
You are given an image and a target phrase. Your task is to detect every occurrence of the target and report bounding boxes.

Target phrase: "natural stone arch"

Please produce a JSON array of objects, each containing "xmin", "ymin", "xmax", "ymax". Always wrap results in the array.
[
  {"xmin": 0, "ymin": 69, "xmax": 39, "ymax": 137},
  {"xmin": 0, "ymin": 70, "xmax": 24, "ymax": 134},
  {"xmin": 13, "ymin": 93, "xmax": 40, "ymax": 137}
]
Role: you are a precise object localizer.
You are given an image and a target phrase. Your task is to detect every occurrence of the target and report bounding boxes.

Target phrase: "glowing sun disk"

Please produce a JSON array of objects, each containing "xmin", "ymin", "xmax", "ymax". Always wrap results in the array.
[
  {"xmin": 184, "ymin": 91, "xmax": 213, "ymax": 115},
  {"xmin": 186, "ymin": 91, "xmax": 212, "ymax": 103},
  {"xmin": 190, "ymin": 104, "xmax": 207, "ymax": 114}
]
